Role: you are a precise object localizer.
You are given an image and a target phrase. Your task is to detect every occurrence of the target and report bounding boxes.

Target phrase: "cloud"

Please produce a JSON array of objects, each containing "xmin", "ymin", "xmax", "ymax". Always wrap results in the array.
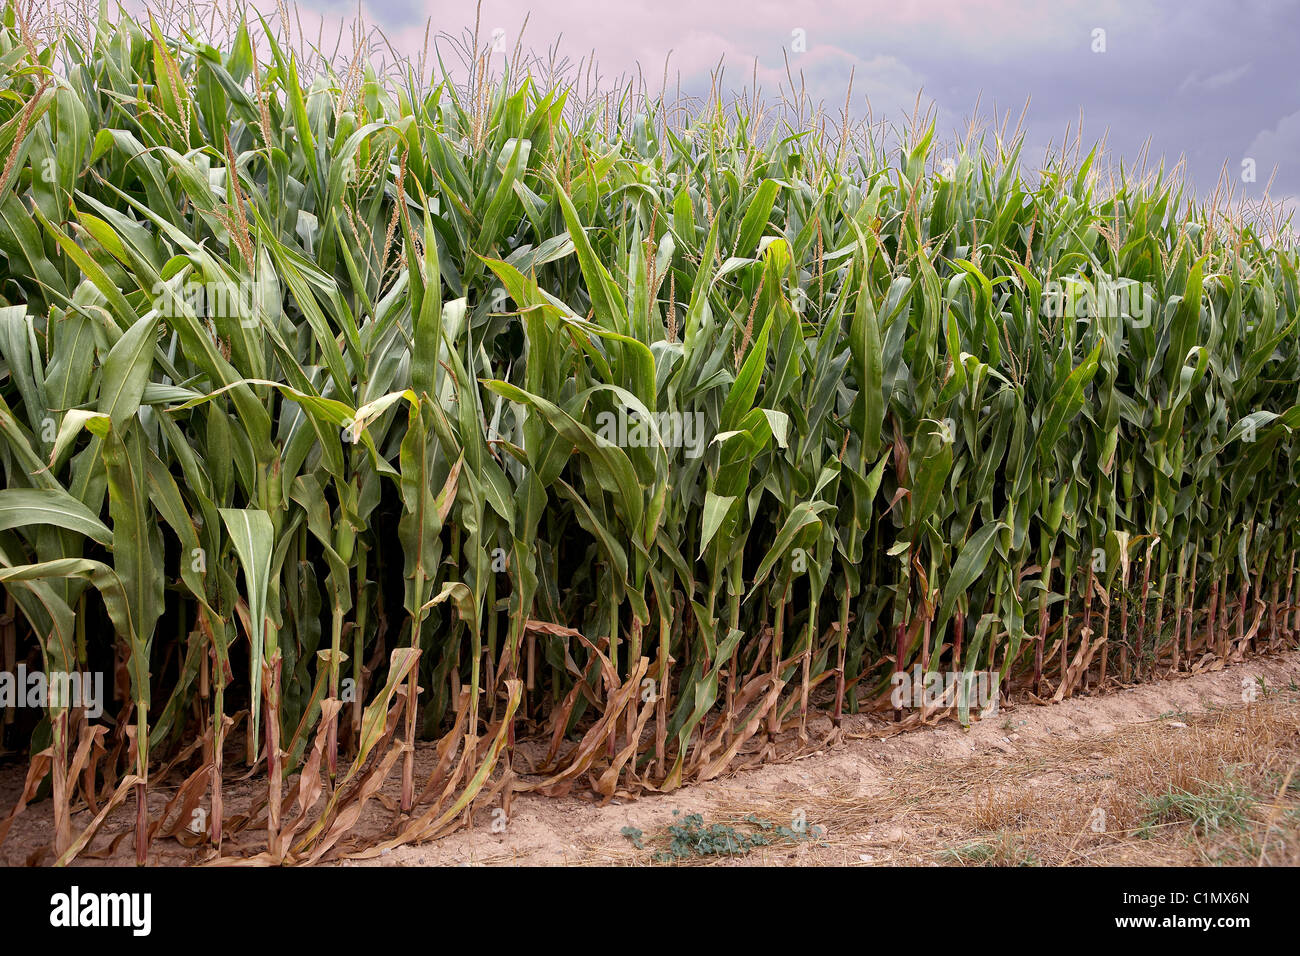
[
  {"xmin": 1178, "ymin": 64, "xmax": 1250, "ymax": 94},
  {"xmin": 1245, "ymin": 110, "xmax": 1300, "ymax": 194}
]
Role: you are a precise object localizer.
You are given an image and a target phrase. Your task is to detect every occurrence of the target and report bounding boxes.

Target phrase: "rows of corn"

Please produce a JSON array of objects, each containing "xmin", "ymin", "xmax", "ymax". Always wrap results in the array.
[{"xmin": 0, "ymin": 4, "xmax": 1297, "ymax": 864}]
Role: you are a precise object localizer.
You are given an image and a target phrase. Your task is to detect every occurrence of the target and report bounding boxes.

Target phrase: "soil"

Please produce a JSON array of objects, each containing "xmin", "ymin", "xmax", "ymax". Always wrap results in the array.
[{"xmin": 2, "ymin": 649, "xmax": 1297, "ymax": 866}]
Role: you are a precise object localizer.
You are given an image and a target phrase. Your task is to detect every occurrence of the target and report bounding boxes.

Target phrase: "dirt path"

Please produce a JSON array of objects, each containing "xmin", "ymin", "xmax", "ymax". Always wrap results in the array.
[
  {"xmin": 351, "ymin": 650, "xmax": 1300, "ymax": 867},
  {"xmin": 3, "ymin": 650, "xmax": 1297, "ymax": 866}
]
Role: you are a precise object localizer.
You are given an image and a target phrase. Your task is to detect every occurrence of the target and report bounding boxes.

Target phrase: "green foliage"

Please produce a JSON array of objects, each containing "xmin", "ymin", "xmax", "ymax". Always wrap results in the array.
[{"xmin": 1139, "ymin": 779, "xmax": 1256, "ymax": 838}]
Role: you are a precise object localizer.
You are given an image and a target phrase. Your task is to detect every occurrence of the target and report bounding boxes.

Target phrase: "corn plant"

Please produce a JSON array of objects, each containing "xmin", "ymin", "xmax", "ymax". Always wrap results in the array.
[{"xmin": 0, "ymin": 4, "xmax": 1297, "ymax": 864}]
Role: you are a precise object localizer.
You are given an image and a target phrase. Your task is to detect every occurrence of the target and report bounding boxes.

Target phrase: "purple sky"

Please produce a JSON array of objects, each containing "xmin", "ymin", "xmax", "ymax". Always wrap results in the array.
[{"xmin": 249, "ymin": 0, "xmax": 1300, "ymax": 205}]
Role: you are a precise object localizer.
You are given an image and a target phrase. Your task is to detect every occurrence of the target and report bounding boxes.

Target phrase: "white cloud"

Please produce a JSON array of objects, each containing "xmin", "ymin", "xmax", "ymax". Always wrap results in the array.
[
  {"xmin": 1178, "ymin": 64, "xmax": 1250, "ymax": 94},
  {"xmin": 1245, "ymin": 109, "xmax": 1300, "ymax": 193}
]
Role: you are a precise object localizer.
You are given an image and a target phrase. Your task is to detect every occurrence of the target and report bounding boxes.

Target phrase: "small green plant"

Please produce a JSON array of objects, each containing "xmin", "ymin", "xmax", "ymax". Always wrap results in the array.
[
  {"xmin": 941, "ymin": 841, "xmax": 995, "ymax": 863},
  {"xmin": 1138, "ymin": 779, "xmax": 1255, "ymax": 838},
  {"xmin": 1264, "ymin": 769, "xmax": 1300, "ymax": 794},
  {"xmin": 941, "ymin": 835, "xmax": 1038, "ymax": 866},
  {"xmin": 620, "ymin": 811, "xmax": 820, "ymax": 862}
]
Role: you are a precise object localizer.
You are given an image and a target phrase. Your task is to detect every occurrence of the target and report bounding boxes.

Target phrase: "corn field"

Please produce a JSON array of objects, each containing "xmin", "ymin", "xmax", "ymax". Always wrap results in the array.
[{"xmin": 0, "ymin": 3, "xmax": 1297, "ymax": 865}]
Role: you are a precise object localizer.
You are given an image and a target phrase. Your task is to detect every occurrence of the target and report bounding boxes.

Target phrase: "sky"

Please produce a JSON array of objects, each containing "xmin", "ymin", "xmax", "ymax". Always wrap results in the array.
[{"xmin": 245, "ymin": 1, "xmax": 1300, "ymax": 205}]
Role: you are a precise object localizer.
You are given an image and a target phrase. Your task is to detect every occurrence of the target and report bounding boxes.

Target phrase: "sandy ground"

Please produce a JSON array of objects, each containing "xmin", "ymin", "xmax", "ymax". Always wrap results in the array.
[
  {"xmin": 3, "ymin": 649, "xmax": 1297, "ymax": 866},
  {"xmin": 355, "ymin": 649, "xmax": 1300, "ymax": 867}
]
